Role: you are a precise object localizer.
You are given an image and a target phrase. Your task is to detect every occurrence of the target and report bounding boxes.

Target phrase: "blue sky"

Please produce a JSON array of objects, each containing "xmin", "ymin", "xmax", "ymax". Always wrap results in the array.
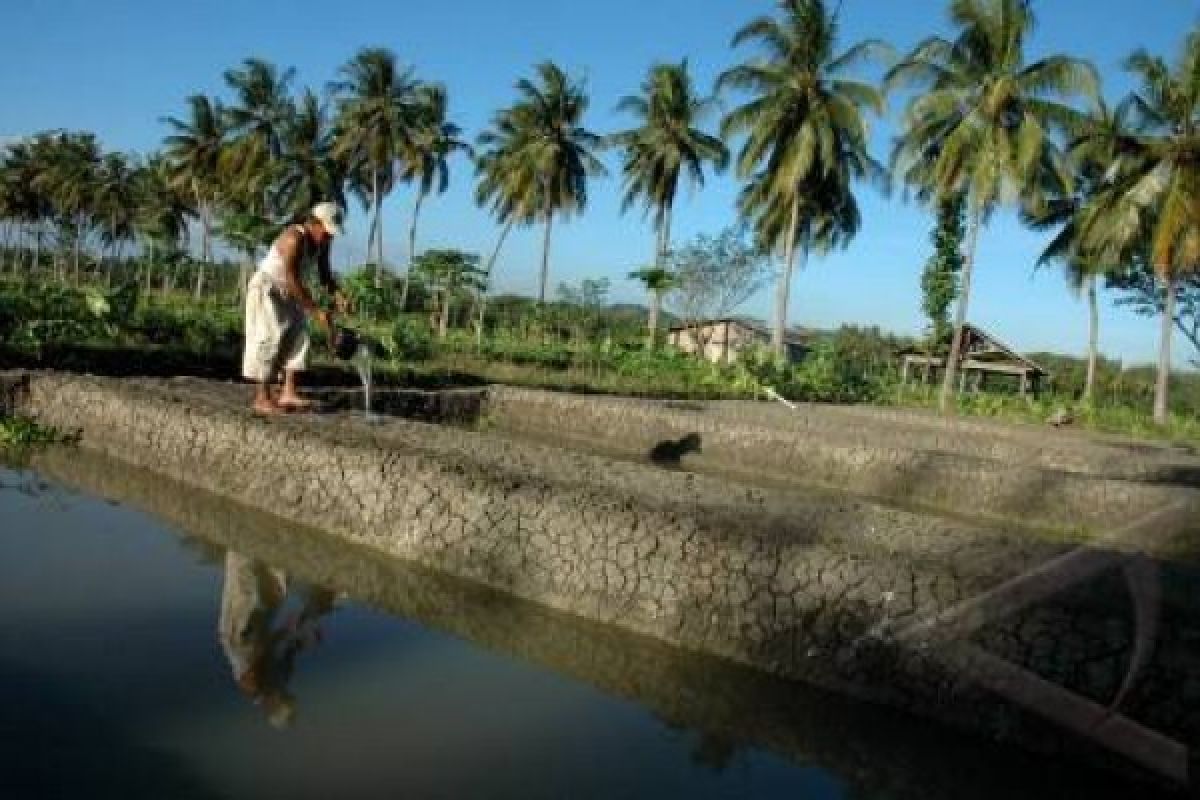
[{"xmin": 3, "ymin": 0, "xmax": 1197, "ymax": 366}]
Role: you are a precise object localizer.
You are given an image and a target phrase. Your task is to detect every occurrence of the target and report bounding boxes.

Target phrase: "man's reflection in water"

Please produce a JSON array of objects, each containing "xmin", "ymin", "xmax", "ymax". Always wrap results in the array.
[{"xmin": 218, "ymin": 550, "xmax": 335, "ymax": 729}]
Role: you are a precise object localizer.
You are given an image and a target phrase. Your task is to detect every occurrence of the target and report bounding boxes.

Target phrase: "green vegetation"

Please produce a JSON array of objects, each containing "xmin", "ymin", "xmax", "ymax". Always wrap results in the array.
[
  {"xmin": 0, "ymin": 0, "xmax": 1197, "ymax": 445},
  {"xmin": 0, "ymin": 416, "xmax": 74, "ymax": 448}
]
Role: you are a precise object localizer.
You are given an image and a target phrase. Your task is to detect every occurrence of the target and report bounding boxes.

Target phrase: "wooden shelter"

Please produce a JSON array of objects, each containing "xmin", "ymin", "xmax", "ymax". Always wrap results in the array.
[
  {"xmin": 902, "ymin": 323, "xmax": 1049, "ymax": 397},
  {"xmin": 667, "ymin": 318, "xmax": 809, "ymax": 364}
]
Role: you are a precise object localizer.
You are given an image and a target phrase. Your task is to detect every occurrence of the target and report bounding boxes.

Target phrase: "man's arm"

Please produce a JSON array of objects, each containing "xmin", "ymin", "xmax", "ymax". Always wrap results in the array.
[
  {"xmin": 278, "ymin": 230, "xmax": 331, "ymax": 329},
  {"xmin": 317, "ymin": 241, "xmax": 351, "ymax": 312}
]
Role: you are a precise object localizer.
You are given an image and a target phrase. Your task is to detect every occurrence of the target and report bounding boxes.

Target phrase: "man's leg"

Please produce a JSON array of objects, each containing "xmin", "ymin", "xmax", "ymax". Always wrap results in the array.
[{"xmin": 279, "ymin": 369, "xmax": 313, "ymax": 409}]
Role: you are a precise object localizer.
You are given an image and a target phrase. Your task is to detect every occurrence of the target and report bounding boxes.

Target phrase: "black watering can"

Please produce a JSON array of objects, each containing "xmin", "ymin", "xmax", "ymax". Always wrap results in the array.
[{"xmin": 332, "ymin": 327, "xmax": 362, "ymax": 361}]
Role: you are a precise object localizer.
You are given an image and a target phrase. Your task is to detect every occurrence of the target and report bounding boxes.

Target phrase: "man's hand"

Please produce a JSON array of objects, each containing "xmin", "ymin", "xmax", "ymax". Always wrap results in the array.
[{"xmin": 316, "ymin": 310, "xmax": 334, "ymax": 333}]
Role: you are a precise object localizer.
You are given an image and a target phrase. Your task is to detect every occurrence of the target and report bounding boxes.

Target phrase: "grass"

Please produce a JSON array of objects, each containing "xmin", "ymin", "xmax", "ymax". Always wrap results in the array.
[{"xmin": 0, "ymin": 416, "xmax": 76, "ymax": 450}]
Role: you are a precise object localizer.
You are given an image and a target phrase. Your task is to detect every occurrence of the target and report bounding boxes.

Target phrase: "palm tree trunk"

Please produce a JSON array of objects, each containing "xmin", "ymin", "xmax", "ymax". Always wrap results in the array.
[
  {"xmin": 661, "ymin": 200, "xmax": 674, "ymax": 267},
  {"xmin": 647, "ymin": 290, "xmax": 661, "ymax": 349},
  {"xmin": 1153, "ymin": 274, "xmax": 1176, "ymax": 425},
  {"xmin": 401, "ymin": 190, "xmax": 423, "ymax": 312},
  {"xmin": 373, "ymin": 170, "xmax": 384, "ymax": 288},
  {"xmin": 772, "ymin": 195, "xmax": 801, "ymax": 358},
  {"xmin": 538, "ymin": 210, "xmax": 553, "ymax": 305},
  {"xmin": 476, "ymin": 219, "xmax": 516, "ymax": 347},
  {"xmin": 194, "ymin": 207, "xmax": 209, "ymax": 302},
  {"xmin": 1083, "ymin": 274, "xmax": 1099, "ymax": 405},
  {"xmin": 939, "ymin": 207, "xmax": 982, "ymax": 413},
  {"xmin": 439, "ymin": 289, "xmax": 451, "ymax": 339},
  {"xmin": 73, "ymin": 215, "xmax": 83, "ymax": 285}
]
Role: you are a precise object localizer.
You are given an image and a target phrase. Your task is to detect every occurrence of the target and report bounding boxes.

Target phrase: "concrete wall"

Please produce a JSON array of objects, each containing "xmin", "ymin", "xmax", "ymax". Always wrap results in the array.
[
  {"xmin": 6, "ymin": 371, "xmax": 1198, "ymax": 786},
  {"xmin": 486, "ymin": 387, "xmax": 1200, "ymax": 535}
]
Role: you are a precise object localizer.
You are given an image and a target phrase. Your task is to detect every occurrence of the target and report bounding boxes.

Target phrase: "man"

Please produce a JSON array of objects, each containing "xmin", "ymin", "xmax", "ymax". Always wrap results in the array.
[{"xmin": 242, "ymin": 201, "xmax": 350, "ymax": 415}]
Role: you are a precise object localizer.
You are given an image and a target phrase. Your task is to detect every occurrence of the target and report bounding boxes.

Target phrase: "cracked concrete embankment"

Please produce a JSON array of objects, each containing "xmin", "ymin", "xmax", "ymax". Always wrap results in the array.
[
  {"xmin": 486, "ymin": 387, "xmax": 1200, "ymax": 533},
  {"xmin": 4, "ymin": 371, "xmax": 1199, "ymax": 784}
]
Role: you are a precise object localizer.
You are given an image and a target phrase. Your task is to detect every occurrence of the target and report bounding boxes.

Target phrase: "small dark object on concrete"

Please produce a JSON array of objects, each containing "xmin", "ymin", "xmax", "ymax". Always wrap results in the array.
[
  {"xmin": 332, "ymin": 328, "xmax": 361, "ymax": 361},
  {"xmin": 1047, "ymin": 408, "xmax": 1074, "ymax": 428},
  {"xmin": 649, "ymin": 433, "xmax": 703, "ymax": 467}
]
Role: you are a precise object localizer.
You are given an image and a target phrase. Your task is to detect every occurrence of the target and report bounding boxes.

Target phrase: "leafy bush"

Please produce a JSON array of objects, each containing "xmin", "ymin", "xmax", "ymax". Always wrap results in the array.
[{"xmin": 383, "ymin": 318, "xmax": 434, "ymax": 362}]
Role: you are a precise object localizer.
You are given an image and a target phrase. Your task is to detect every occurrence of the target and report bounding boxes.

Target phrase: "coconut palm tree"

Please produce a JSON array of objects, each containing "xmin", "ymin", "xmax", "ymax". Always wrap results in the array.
[
  {"xmin": 719, "ymin": 0, "xmax": 888, "ymax": 358},
  {"xmin": 133, "ymin": 154, "xmax": 190, "ymax": 294},
  {"xmin": 329, "ymin": 47, "xmax": 426, "ymax": 285},
  {"xmin": 397, "ymin": 84, "xmax": 472, "ymax": 309},
  {"xmin": 93, "ymin": 151, "xmax": 137, "ymax": 286},
  {"xmin": 163, "ymin": 93, "xmax": 229, "ymax": 298},
  {"xmin": 887, "ymin": 0, "xmax": 1098, "ymax": 412},
  {"xmin": 32, "ymin": 131, "xmax": 102, "ymax": 284},
  {"xmin": 1076, "ymin": 30, "xmax": 1200, "ymax": 424},
  {"xmin": 276, "ymin": 88, "xmax": 346, "ymax": 220},
  {"xmin": 629, "ymin": 266, "xmax": 678, "ymax": 348},
  {"xmin": 499, "ymin": 62, "xmax": 607, "ymax": 304},
  {"xmin": 611, "ymin": 60, "xmax": 729, "ymax": 269},
  {"xmin": 223, "ymin": 57, "xmax": 296, "ymax": 217},
  {"xmin": 1023, "ymin": 100, "xmax": 1136, "ymax": 404}
]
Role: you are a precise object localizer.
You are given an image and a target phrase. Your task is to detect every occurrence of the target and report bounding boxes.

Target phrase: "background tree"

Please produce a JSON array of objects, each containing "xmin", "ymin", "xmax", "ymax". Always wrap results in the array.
[
  {"xmin": 397, "ymin": 84, "xmax": 471, "ymax": 310},
  {"xmin": 223, "ymin": 57, "xmax": 296, "ymax": 220},
  {"xmin": 888, "ymin": 0, "xmax": 1097, "ymax": 412},
  {"xmin": 719, "ymin": 0, "xmax": 888, "ymax": 357},
  {"xmin": 330, "ymin": 47, "xmax": 426, "ymax": 286},
  {"xmin": 666, "ymin": 226, "xmax": 774, "ymax": 350},
  {"xmin": 1077, "ymin": 28, "xmax": 1200, "ymax": 423},
  {"xmin": 629, "ymin": 266, "xmax": 678, "ymax": 348},
  {"xmin": 277, "ymin": 88, "xmax": 346, "ymax": 219},
  {"xmin": 163, "ymin": 93, "xmax": 230, "ymax": 299},
  {"xmin": 501, "ymin": 62, "xmax": 607, "ymax": 304},
  {"xmin": 412, "ymin": 249, "xmax": 485, "ymax": 338},
  {"xmin": 919, "ymin": 193, "xmax": 965, "ymax": 352},
  {"xmin": 93, "ymin": 151, "xmax": 137, "ymax": 287},
  {"xmin": 610, "ymin": 60, "xmax": 728, "ymax": 269}
]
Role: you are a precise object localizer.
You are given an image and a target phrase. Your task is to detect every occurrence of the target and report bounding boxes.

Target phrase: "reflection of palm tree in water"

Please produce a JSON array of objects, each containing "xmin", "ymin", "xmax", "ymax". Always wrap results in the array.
[{"xmin": 218, "ymin": 551, "xmax": 335, "ymax": 729}]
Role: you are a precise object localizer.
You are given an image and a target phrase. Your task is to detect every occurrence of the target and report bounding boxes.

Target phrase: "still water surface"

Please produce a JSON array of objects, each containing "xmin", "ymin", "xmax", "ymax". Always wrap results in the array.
[{"xmin": 0, "ymin": 460, "xmax": 1173, "ymax": 799}]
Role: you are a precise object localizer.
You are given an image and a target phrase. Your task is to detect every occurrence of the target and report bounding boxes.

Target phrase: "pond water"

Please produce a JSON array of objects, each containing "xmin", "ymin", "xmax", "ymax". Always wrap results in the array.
[{"xmin": 0, "ymin": 456, "xmax": 1179, "ymax": 800}]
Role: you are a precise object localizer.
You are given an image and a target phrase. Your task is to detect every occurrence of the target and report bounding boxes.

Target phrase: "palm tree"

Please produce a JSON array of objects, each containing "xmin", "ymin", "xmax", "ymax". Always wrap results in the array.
[
  {"xmin": 329, "ymin": 47, "xmax": 426, "ymax": 286},
  {"xmin": 223, "ymin": 58, "xmax": 297, "ymax": 218},
  {"xmin": 1023, "ymin": 100, "xmax": 1135, "ymax": 404},
  {"xmin": 133, "ymin": 154, "xmax": 190, "ymax": 294},
  {"xmin": 278, "ymin": 88, "xmax": 346, "ymax": 220},
  {"xmin": 397, "ymin": 84, "xmax": 472, "ymax": 309},
  {"xmin": 719, "ymin": 0, "xmax": 888, "ymax": 357},
  {"xmin": 32, "ymin": 131, "xmax": 102, "ymax": 284},
  {"xmin": 1077, "ymin": 30, "xmax": 1200, "ymax": 424},
  {"xmin": 163, "ymin": 93, "xmax": 229, "ymax": 299},
  {"xmin": 611, "ymin": 60, "xmax": 729, "ymax": 269},
  {"xmin": 93, "ymin": 151, "xmax": 137, "ymax": 286},
  {"xmin": 499, "ymin": 62, "xmax": 607, "ymax": 304},
  {"xmin": 629, "ymin": 266, "xmax": 678, "ymax": 348},
  {"xmin": 887, "ymin": 0, "xmax": 1098, "ymax": 412}
]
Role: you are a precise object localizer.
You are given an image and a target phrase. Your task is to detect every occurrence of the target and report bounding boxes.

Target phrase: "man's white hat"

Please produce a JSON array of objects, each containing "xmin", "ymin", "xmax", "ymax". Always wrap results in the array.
[{"xmin": 311, "ymin": 202, "xmax": 343, "ymax": 237}]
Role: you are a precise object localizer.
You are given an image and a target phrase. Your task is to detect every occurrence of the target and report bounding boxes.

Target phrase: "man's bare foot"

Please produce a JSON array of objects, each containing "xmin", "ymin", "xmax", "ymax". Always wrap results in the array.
[
  {"xmin": 278, "ymin": 395, "xmax": 316, "ymax": 412},
  {"xmin": 253, "ymin": 398, "xmax": 286, "ymax": 416}
]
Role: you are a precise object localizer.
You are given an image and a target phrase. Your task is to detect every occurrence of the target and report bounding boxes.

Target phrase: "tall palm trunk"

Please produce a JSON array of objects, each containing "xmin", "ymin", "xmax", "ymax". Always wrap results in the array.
[
  {"xmin": 439, "ymin": 289, "xmax": 451, "ymax": 339},
  {"xmin": 401, "ymin": 190, "xmax": 424, "ymax": 312},
  {"xmin": 1083, "ymin": 274, "xmax": 1099, "ymax": 405},
  {"xmin": 939, "ymin": 207, "xmax": 982, "ymax": 413},
  {"xmin": 1153, "ymin": 274, "xmax": 1176, "ymax": 425},
  {"xmin": 476, "ymin": 218, "xmax": 516, "ymax": 347},
  {"xmin": 538, "ymin": 209, "xmax": 554, "ymax": 305},
  {"xmin": 371, "ymin": 168, "xmax": 384, "ymax": 288},
  {"xmin": 73, "ymin": 214, "xmax": 84, "ymax": 284},
  {"xmin": 660, "ymin": 198, "xmax": 674, "ymax": 268},
  {"xmin": 647, "ymin": 289, "xmax": 662, "ymax": 349},
  {"xmin": 772, "ymin": 195, "xmax": 801, "ymax": 358}
]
